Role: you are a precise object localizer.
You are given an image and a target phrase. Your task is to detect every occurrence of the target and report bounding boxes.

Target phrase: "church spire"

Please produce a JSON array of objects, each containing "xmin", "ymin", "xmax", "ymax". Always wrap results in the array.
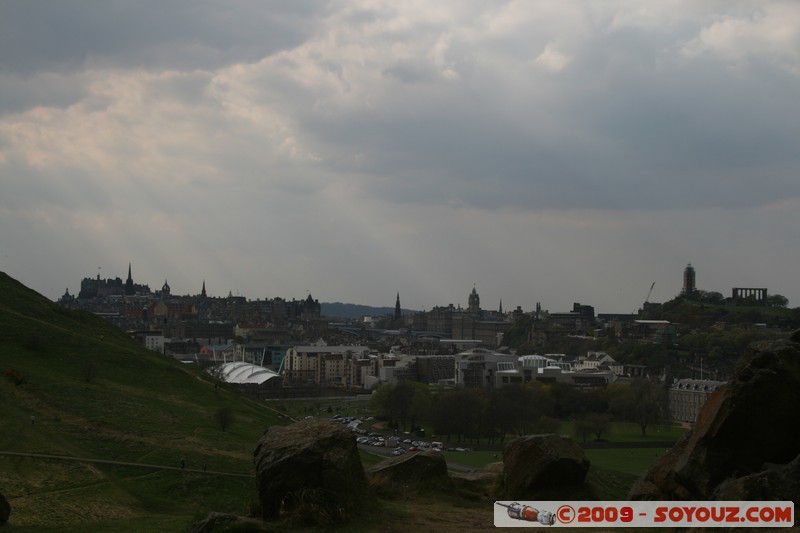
[
  {"xmin": 394, "ymin": 292, "xmax": 401, "ymax": 321},
  {"xmin": 200, "ymin": 280, "xmax": 207, "ymax": 298},
  {"xmin": 125, "ymin": 262, "xmax": 134, "ymax": 295}
]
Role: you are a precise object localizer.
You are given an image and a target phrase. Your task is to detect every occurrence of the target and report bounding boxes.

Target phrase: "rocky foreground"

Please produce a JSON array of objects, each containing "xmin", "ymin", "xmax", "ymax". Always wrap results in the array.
[{"xmin": 630, "ymin": 331, "xmax": 800, "ymax": 505}]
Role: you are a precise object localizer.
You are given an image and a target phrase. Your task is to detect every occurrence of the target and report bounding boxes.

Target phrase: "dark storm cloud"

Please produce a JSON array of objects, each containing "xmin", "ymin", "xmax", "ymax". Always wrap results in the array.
[
  {"xmin": 0, "ymin": 0, "xmax": 323, "ymax": 74},
  {"xmin": 266, "ymin": 4, "xmax": 800, "ymax": 212}
]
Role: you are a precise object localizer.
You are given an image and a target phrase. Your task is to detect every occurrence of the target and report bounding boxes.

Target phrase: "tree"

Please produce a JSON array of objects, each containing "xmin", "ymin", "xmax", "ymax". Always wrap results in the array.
[
  {"xmin": 409, "ymin": 385, "xmax": 432, "ymax": 432},
  {"xmin": 696, "ymin": 290, "xmax": 724, "ymax": 305},
  {"xmin": 574, "ymin": 412, "xmax": 611, "ymax": 443},
  {"xmin": 369, "ymin": 383, "xmax": 393, "ymax": 419},
  {"xmin": 369, "ymin": 381, "xmax": 426, "ymax": 431},
  {"xmin": 495, "ymin": 384, "xmax": 539, "ymax": 436},
  {"xmin": 530, "ymin": 415, "xmax": 560, "ymax": 435},
  {"xmin": 431, "ymin": 391, "xmax": 459, "ymax": 441},
  {"xmin": 450, "ymin": 388, "xmax": 487, "ymax": 443},
  {"xmin": 382, "ymin": 381, "xmax": 413, "ymax": 431},
  {"xmin": 431, "ymin": 388, "xmax": 487, "ymax": 443},
  {"xmin": 214, "ymin": 406, "xmax": 235, "ymax": 431},
  {"xmin": 609, "ymin": 379, "xmax": 667, "ymax": 437},
  {"xmin": 766, "ymin": 294, "xmax": 789, "ymax": 308}
]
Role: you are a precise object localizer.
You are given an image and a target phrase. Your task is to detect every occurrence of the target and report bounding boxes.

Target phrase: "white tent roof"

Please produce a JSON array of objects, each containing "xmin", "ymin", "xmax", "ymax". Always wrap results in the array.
[{"xmin": 215, "ymin": 362, "xmax": 280, "ymax": 385}]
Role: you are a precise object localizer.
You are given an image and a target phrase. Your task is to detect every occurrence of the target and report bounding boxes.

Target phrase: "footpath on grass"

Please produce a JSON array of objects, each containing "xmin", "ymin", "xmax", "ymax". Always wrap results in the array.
[
  {"xmin": 0, "ymin": 451, "xmax": 254, "ymax": 477},
  {"xmin": 580, "ymin": 440, "xmax": 677, "ymax": 449}
]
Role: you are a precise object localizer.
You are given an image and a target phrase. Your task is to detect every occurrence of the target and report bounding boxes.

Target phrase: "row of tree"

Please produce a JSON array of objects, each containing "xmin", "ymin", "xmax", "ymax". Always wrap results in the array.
[{"xmin": 370, "ymin": 378, "xmax": 668, "ymax": 445}]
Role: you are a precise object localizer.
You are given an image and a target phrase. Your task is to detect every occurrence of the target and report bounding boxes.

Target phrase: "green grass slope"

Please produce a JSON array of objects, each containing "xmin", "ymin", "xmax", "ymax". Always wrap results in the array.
[{"xmin": 0, "ymin": 272, "xmax": 281, "ymax": 530}]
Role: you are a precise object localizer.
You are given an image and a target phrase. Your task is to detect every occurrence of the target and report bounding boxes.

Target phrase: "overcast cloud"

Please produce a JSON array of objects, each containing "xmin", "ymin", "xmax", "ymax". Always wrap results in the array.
[{"xmin": 1, "ymin": 0, "xmax": 799, "ymax": 313}]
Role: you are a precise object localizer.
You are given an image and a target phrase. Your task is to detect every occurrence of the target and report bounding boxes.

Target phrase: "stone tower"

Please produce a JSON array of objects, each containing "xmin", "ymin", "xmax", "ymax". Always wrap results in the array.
[
  {"xmin": 682, "ymin": 263, "xmax": 696, "ymax": 295},
  {"xmin": 468, "ymin": 285, "xmax": 480, "ymax": 313}
]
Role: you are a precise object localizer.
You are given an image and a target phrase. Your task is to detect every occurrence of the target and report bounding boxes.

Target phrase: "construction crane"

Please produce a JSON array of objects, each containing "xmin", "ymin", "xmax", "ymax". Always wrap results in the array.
[
  {"xmin": 637, "ymin": 282, "xmax": 656, "ymax": 315},
  {"xmin": 644, "ymin": 282, "xmax": 655, "ymax": 306}
]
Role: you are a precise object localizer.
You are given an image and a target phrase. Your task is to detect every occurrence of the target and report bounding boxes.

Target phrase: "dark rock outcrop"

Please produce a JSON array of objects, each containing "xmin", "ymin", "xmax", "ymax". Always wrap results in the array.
[
  {"xmin": 630, "ymin": 335, "xmax": 800, "ymax": 504},
  {"xmin": 0, "ymin": 492, "xmax": 9, "ymax": 525},
  {"xmin": 451, "ymin": 461, "xmax": 504, "ymax": 499},
  {"xmin": 366, "ymin": 450, "xmax": 451, "ymax": 494},
  {"xmin": 715, "ymin": 453, "xmax": 800, "ymax": 502},
  {"xmin": 500, "ymin": 434, "xmax": 590, "ymax": 499},
  {"xmin": 253, "ymin": 418, "xmax": 368, "ymax": 524}
]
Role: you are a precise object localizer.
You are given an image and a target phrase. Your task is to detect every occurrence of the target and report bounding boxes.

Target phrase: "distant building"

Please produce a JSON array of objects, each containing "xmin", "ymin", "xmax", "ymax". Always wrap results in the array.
[
  {"xmin": 454, "ymin": 348, "xmax": 517, "ymax": 388},
  {"xmin": 450, "ymin": 312, "xmax": 512, "ymax": 347},
  {"xmin": 144, "ymin": 334, "xmax": 165, "ymax": 353},
  {"xmin": 669, "ymin": 378, "xmax": 725, "ymax": 424},
  {"xmin": 682, "ymin": 263, "xmax": 697, "ymax": 295},
  {"xmin": 624, "ymin": 320, "xmax": 674, "ymax": 344},
  {"xmin": 541, "ymin": 303, "xmax": 595, "ymax": 335},
  {"xmin": 282, "ymin": 344, "xmax": 371, "ymax": 387},
  {"xmin": 494, "ymin": 354, "xmax": 615, "ymax": 389},
  {"xmin": 731, "ymin": 287, "xmax": 768, "ymax": 304},
  {"xmin": 468, "ymin": 285, "xmax": 480, "ymax": 313},
  {"xmin": 425, "ymin": 304, "xmax": 455, "ymax": 337},
  {"xmin": 412, "ymin": 354, "xmax": 456, "ymax": 384},
  {"xmin": 212, "ymin": 361, "xmax": 281, "ymax": 388}
]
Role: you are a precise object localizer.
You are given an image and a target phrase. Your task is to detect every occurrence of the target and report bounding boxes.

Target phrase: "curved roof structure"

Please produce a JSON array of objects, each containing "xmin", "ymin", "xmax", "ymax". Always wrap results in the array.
[{"xmin": 214, "ymin": 362, "xmax": 280, "ymax": 385}]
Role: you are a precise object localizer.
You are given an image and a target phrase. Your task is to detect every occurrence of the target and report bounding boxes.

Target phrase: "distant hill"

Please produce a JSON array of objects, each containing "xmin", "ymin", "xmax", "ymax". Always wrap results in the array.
[{"xmin": 321, "ymin": 301, "xmax": 417, "ymax": 319}]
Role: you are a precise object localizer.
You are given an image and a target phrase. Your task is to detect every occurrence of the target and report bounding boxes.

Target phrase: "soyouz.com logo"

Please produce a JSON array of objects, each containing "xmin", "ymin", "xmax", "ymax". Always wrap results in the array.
[{"xmin": 493, "ymin": 501, "xmax": 795, "ymax": 528}]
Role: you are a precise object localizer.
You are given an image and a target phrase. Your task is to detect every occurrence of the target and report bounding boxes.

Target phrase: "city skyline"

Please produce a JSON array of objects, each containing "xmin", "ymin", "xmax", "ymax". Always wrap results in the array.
[
  {"xmin": 60, "ymin": 261, "xmax": 784, "ymax": 315},
  {"xmin": 2, "ymin": 2, "xmax": 799, "ymax": 313}
]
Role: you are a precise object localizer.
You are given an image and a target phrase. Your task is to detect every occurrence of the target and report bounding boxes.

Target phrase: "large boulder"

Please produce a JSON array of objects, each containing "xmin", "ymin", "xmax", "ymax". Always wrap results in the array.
[
  {"xmin": 500, "ymin": 434, "xmax": 590, "ymax": 499},
  {"xmin": 715, "ymin": 452, "xmax": 800, "ymax": 502},
  {"xmin": 366, "ymin": 450, "xmax": 451, "ymax": 495},
  {"xmin": 630, "ymin": 335, "xmax": 800, "ymax": 502},
  {"xmin": 0, "ymin": 492, "xmax": 9, "ymax": 525},
  {"xmin": 451, "ymin": 461, "xmax": 504, "ymax": 500},
  {"xmin": 253, "ymin": 418, "xmax": 368, "ymax": 524}
]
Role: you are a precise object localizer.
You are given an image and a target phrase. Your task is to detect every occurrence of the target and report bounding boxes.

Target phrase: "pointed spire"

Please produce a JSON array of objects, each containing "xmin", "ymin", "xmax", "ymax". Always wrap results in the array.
[
  {"xmin": 125, "ymin": 262, "xmax": 134, "ymax": 295},
  {"xmin": 394, "ymin": 292, "xmax": 401, "ymax": 320},
  {"xmin": 201, "ymin": 280, "xmax": 207, "ymax": 298}
]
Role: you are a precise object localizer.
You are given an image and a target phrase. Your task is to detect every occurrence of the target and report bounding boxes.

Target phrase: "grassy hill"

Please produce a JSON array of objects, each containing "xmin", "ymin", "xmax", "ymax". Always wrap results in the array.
[{"xmin": 0, "ymin": 272, "xmax": 282, "ymax": 530}]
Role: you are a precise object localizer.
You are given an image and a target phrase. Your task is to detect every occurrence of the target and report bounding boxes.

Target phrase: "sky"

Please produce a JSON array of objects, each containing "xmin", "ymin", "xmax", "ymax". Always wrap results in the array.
[{"xmin": 1, "ymin": 1, "xmax": 799, "ymax": 314}]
